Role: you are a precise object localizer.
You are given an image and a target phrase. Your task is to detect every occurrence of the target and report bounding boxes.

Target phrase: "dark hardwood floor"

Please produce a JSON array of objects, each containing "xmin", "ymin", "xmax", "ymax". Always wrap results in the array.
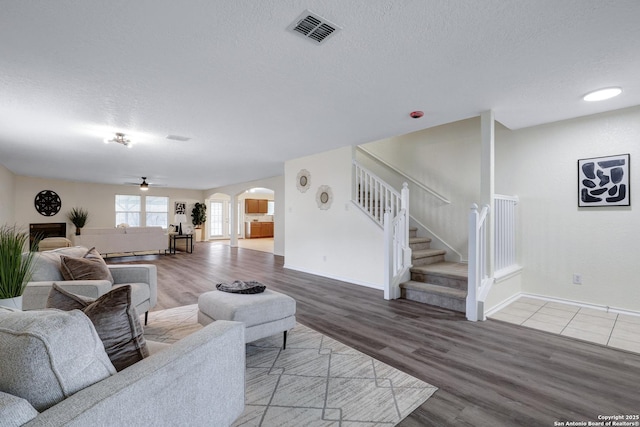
[{"xmin": 107, "ymin": 242, "xmax": 640, "ymax": 426}]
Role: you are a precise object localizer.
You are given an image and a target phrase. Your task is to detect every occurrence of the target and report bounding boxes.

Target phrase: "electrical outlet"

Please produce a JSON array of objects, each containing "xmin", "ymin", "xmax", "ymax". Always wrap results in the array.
[
  {"xmin": 323, "ymin": 255, "xmax": 327, "ymax": 262},
  {"xmin": 572, "ymin": 274, "xmax": 582, "ymax": 285}
]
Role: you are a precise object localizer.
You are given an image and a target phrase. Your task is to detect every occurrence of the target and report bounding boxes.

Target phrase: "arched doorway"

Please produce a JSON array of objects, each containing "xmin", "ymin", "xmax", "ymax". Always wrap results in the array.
[{"xmin": 236, "ymin": 187, "xmax": 274, "ymax": 253}]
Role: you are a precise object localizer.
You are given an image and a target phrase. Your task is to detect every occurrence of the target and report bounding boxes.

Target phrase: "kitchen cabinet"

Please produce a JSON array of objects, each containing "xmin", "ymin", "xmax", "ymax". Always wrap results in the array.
[
  {"xmin": 245, "ymin": 221, "xmax": 274, "ymax": 238},
  {"xmin": 263, "ymin": 222, "xmax": 274, "ymax": 237},
  {"xmin": 245, "ymin": 199, "xmax": 268, "ymax": 214}
]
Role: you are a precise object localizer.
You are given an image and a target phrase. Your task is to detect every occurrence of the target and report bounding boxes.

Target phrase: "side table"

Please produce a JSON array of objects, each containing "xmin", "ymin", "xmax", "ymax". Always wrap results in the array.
[{"xmin": 167, "ymin": 233, "xmax": 193, "ymax": 254}]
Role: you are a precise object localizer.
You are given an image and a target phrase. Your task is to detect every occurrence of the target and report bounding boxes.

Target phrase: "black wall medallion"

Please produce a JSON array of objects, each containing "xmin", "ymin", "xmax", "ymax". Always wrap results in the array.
[{"xmin": 34, "ymin": 190, "xmax": 62, "ymax": 216}]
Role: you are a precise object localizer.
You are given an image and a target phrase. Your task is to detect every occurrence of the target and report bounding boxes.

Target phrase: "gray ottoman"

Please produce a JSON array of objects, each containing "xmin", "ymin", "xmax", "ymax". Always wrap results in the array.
[{"xmin": 198, "ymin": 289, "xmax": 296, "ymax": 349}]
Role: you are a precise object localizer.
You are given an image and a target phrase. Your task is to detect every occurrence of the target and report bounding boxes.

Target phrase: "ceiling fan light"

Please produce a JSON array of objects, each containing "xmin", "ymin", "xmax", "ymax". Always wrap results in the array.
[
  {"xmin": 105, "ymin": 132, "xmax": 132, "ymax": 147},
  {"xmin": 583, "ymin": 87, "xmax": 622, "ymax": 102},
  {"xmin": 140, "ymin": 177, "xmax": 149, "ymax": 191}
]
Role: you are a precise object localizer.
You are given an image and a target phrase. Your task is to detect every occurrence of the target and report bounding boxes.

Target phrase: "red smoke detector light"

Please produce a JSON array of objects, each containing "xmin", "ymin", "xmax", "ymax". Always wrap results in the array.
[{"xmin": 410, "ymin": 111, "xmax": 424, "ymax": 119}]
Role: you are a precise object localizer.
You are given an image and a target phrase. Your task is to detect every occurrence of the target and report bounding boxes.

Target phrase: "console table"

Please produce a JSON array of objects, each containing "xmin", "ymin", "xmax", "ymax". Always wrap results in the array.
[{"xmin": 167, "ymin": 233, "xmax": 193, "ymax": 254}]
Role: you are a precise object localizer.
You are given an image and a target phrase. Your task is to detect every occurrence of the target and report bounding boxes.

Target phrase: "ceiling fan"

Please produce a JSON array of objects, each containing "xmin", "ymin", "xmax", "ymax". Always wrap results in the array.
[{"xmin": 123, "ymin": 177, "xmax": 167, "ymax": 191}]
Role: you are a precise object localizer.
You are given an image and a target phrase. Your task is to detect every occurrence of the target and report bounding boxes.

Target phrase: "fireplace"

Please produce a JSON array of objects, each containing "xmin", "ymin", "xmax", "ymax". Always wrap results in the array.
[{"xmin": 29, "ymin": 222, "xmax": 67, "ymax": 245}]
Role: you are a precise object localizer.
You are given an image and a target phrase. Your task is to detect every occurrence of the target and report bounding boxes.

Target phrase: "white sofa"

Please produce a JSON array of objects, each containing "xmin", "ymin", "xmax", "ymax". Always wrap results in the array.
[{"xmin": 72, "ymin": 227, "xmax": 167, "ymax": 255}]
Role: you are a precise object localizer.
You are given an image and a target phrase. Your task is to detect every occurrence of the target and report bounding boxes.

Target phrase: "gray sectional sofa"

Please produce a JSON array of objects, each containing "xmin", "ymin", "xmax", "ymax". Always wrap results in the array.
[
  {"xmin": 1, "ymin": 246, "xmax": 246, "ymax": 426},
  {"xmin": 0, "ymin": 316, "xmax": 245, "ymax": 426},
  {"xmin": 22, "ymin": 246, "xmax": 157, "ymax": 322}
]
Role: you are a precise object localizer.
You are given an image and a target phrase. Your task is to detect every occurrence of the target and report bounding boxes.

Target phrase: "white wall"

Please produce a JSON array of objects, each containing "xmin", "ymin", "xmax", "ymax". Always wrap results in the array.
[
  {"xmin": 0, "ymin": 164, "xmax": 15, "ymax": 225},
  {"xmin": 496, "ymin": 106, "xmax": 640, "ymax": 312},
  {"xmin": 359, "ymin": 117, "xmax": 482, "ymax": 260},
  {"xmin": 206, "ymin": 175, "xmax": 285, "ymax": 256},
  {"xmin": 285, "ymin": 146, "xmax": 384, "ymax": 289},
  {"xmin": 14, "ymin": 175, "xmax": 204, "ymax": 239}
]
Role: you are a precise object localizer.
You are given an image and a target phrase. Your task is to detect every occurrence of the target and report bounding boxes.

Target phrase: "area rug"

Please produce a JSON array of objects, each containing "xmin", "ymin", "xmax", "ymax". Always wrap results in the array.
[{"xmin": 144, "ymin": 305, "xmax": 437, "ymax": 426}]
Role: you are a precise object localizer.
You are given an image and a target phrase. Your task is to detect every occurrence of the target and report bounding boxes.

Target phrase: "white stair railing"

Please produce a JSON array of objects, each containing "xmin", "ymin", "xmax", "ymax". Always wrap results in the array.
[
  {"xmin": 467, "ymin": 203, "xmax": 490, "ymax": 321},
  {"xmin": 494, "ymin": 195, "xmax": 519, "ymax": 273},
  {"xmin": 353, "ymin": 160, "xmax": 410, "ymax": 300},
  {"xmin": 353, "ymin": 161, "xmax": 402, "ymax": 228},
  {"xmin": 383, "ymin": 184, "xmax": 411, "ymax": 300}
]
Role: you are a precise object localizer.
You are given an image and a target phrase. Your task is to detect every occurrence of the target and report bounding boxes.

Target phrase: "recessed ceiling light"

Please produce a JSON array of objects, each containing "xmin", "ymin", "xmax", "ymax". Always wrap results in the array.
[{"xmin": 583, "ymin": 87, "xmax": 622, "ymax": 102}]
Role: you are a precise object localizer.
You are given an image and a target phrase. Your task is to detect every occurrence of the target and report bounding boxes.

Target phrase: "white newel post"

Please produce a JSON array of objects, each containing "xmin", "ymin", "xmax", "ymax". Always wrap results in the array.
[
  {"xmin": 230, "ymin": 194, "xmax": 238, "ymax": 247},
  {"xmin": 400, "ymin": 183, "xmax": 412, "ymax": 277},
  {"xmin": 383, "ymin": 209, "xmax": 392, "ymax": 300},
  {"xmin": 467, "ymin": 204, "xmax": 479, "ymax": 321}
]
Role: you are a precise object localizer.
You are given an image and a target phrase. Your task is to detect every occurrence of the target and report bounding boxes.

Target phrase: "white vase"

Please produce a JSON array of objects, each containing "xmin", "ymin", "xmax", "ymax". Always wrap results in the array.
[{"xmin": 0, "ymin": 296, "xmax": 23, "ymax": 311}]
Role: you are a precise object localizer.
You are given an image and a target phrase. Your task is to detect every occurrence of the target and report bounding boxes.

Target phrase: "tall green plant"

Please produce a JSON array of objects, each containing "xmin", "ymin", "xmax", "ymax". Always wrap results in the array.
[
  {"xmin": 0, "ymin": 225, "xmax": 38, "ymax": 299},
  {"xmin": 191, "ymin": 202, "xmax": 206, "ymax": 227}
]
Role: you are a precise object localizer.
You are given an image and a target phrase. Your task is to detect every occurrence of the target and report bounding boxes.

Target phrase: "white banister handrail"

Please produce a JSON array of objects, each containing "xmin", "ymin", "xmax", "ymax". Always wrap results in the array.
[
  {"xmin": 357, "ymin": 146, "xmax": 451, "ymax": 204},
  {"xmin": 353, "ymin": 160, "xmax": 402, "ymax": 228},
  {"xmin": 351, "ymin": 159, "xmax": 410, "ymax": 302}
]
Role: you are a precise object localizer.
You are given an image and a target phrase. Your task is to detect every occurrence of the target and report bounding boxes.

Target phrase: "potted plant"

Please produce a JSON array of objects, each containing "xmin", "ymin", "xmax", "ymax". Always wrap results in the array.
[
  {"xmin": 68, "ymin": 207, "xmax": 89, "ymax": 235},
  {"xmin": 191, "ymin": 202, "xmax": 207, "ymax": 242},
  {"xmin": 0, "ymin": 225, "xmax": 39, "ymax": 310}
]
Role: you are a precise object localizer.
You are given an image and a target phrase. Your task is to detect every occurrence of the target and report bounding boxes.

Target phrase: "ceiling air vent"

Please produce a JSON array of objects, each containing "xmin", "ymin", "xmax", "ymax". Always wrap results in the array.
[
  {"xmin": 166, "ymin": 135, "xmax": 191, "ymax": 142},
  {"xmin": 287, "ymin": 10, "xmax": 341, "ymax": 44}
]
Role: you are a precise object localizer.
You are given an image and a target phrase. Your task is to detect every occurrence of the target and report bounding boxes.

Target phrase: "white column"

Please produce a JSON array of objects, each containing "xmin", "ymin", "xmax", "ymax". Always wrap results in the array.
[
  {"xmin": 480, "ymin": 110, "xmax": 495, "ymax": 278},
  {"xmin": 230, "ymin": 194, "xmax": 238, "ymax": 247}
]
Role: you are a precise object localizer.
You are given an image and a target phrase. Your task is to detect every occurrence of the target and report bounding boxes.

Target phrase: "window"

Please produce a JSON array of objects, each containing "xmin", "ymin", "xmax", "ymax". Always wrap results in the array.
[
  {"xmin": 115, "ymin": 195, "xmax": 141, "ymax": 227},
  {"xmin": 267, "ymin": 201, "xmax": 275, "ymax": 216},
  {"xmin": 146, "ymin": 196, "xmax": 169, "ymax": 228}
]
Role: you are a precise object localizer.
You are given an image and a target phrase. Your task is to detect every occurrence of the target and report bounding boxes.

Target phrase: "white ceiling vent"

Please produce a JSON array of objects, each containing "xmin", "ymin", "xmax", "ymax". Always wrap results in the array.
[
  {"xmin": 287, "ymin": 10, "xmax": 341, "ymax": 44},
  {"xmin": 166, "ymin": 135, "xmax": 191, "ymax": 142}
]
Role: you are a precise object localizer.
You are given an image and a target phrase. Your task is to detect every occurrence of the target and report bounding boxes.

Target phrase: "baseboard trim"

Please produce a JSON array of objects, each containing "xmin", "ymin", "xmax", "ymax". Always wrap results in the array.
[
  {"xmin": 494, "ymin": 265, "xmax": 523, "ymax": 283},
  {"xmin": 484, "ymin": 292, "xmax": 524, "ymax": 317},
  {"xmin": 283, "ymin": 264, "xmax": 383, "ymax": 291},
  {"xmin": 485, "ymin": 292, "xmax": 640, "ymax": 318}
]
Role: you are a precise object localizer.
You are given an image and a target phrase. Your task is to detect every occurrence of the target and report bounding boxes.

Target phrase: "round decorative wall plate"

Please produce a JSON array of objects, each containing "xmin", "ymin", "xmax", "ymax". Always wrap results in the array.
[
  {"xmin": 296, "ymin": 169, "xmax": 311, "ymax": 193},
  {"xmin": 316, "ymin": 185, "xmax": 333, "ymax": 210},
  {"xmin": 34, "ymin": 190, "xmax": 62, "ymax": 216}
]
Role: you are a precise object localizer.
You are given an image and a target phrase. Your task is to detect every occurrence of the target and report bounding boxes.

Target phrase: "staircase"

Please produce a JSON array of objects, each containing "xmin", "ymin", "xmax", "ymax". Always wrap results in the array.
[{"xmin": 400, "ymin": 227, "xmax": 468, "ymax": 312}]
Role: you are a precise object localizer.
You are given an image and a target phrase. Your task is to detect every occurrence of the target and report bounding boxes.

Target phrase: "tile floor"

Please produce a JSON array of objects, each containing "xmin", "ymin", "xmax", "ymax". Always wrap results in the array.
[
  {"xmin": 489, "ymin": 296, "xmax": 640, "ymax": 354},
  {"xmin": 212, "ymin": 238, "xmax": 275, "ymax": 254}
]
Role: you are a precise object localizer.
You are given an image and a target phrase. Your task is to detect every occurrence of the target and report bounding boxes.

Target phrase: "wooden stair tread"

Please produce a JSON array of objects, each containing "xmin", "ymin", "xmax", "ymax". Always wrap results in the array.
[
  {"xmin": 412, "ymin": 248, "xmax": 446, "ymax": 258},
  {"xmin": 400, "ymin": 281, "xmax": 467, "ymax": 299},
  {"xmin": 410, "ymin": 261, "xmax": 468, "ymax": 279}
]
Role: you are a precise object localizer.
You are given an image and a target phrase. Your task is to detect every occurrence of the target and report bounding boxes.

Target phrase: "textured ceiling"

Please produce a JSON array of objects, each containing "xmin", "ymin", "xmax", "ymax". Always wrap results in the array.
[{"xmin": 1, "ymin": 1, "xmax": 639, "ymax": 189}]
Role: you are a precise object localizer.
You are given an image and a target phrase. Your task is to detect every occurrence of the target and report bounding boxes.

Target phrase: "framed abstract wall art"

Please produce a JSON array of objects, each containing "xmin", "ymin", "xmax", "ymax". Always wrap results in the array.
[
  {"xmin": 175, "ymin": 201, "xmax": 187, "ymax": 214},
  {"xmin": 578, "ymin": 153, "xmax": 630, "ymax": 207}
]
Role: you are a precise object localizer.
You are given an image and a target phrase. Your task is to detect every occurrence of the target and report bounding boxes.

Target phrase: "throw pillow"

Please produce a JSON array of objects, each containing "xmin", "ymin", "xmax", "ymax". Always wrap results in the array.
[
  {"xmin": 46, "ymin": 284, "xmax": 149, "ymax": 371},
  {"xmin": 216, "ymin": 280, "xmax": 266, "ymax": 294},
  {"xmin": 0, "ymin": 309, "xmax": 116, "ymax": 412},
  {"xmin": 59, "ymin": 247, "xmax": 114, "ymax": 284}
]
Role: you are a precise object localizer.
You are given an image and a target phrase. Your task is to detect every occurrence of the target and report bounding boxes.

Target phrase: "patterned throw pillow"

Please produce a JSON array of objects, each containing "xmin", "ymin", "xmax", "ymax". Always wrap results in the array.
[
  {"xmin": 216, "ymin": 280, "xmax": 266, "ymax": 294},
  {"xmin": 59, "ymin": 247, "xmax": 114, "ymax": 284},
  {"xmin": 46, "ymin": 284, "xmax": 149, "ymax": 371}
]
